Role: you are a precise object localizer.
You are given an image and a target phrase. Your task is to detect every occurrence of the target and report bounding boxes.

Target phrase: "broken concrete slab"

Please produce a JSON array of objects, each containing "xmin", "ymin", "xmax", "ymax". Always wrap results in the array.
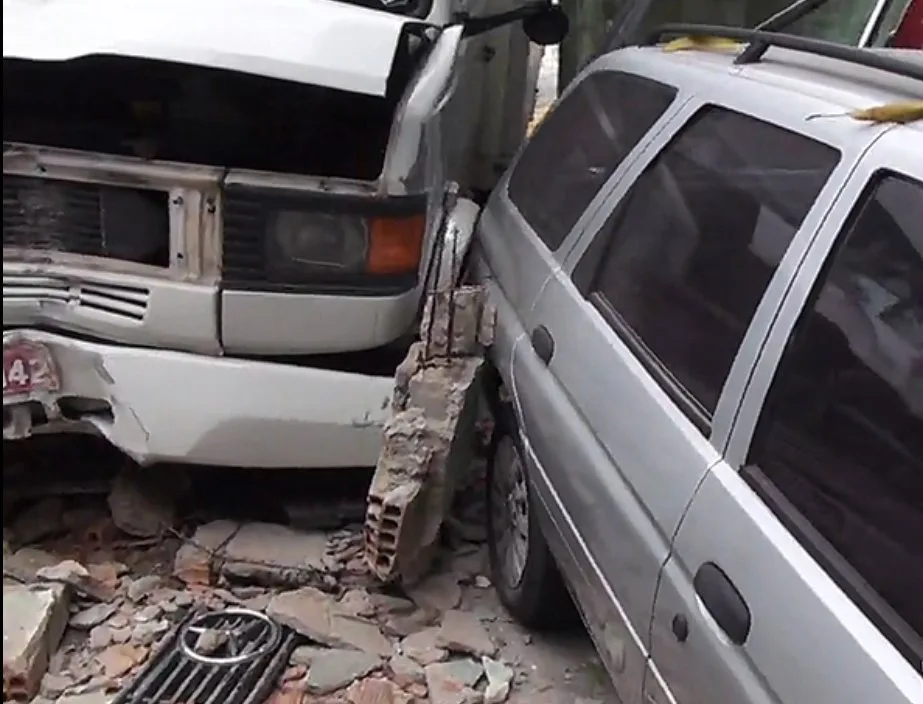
[
  {"xmin": 125, "ymin": 575, "xmax": 162, "ymax": 603},
  {"xmin": 419, "ymin": 285, "xmax": 494, "ymax": 359},
  {"xmin": 399, "ymin": 627, "xmax": 447, "ymax": 666},
  {"xmin": 34, "ymin": 561, "xmax": 115, "ymax": 603},
  {"xmin": 346, "ymin": 676, "xmax": 412, "ymax": 704},
  {"xmin": 365, "ymin": 337, "xmax": 487, "ymax": 585},
  {"xmin": 172, "ymin": 520, "xmax": 239, "ymax": 586},
  {"xmin": 95, "ymin": 643, "xmax": 148, "ymax": 679},
  {"xmin": 482, "ymin": 657, "xmax": 514, "ymax": 704},
  {"xmin": 3, "ymin": 547, "xmax": 61, "ymax": 584},
  {"xmin": 339, "ymin": 589, "xmax": 376, "ymax": 619},
  {"xmin": 219, "ymin": 523, "xmax": 328, "ymax": 587},
  {"xmin": 305, "ymin": 649, "xmax": 381, "ymax": 694},
  {"xmin": 436, "ymin": 609, "xmax": 496, "ymax": 656},
  {"xmin": 424, "ymin": 659, "xmax": 484, "ymax": 704},
  {"xmin": 366, "ymin": 593, "xmax": 415, "ymax": 617},
  {"xmin": 388, "ymin": 654, "xmax": 425, "ymax": 688},
  {"xmin": 267, "ymin": 587, "xmax": 392, "ymax": 657},
  {"xmin": 69, "ymin": 604, "xmax": 118, "ymax": 631},
  {"xmin": 55, "ymin": 692, "xmax": 115, "ymax": 704},
  {"xmin": 289, "ymin": 644, "xmax": 330, "ymax": 668},
  {"xmin": 408, "ymin": 573, "xmax": 462, "ymax": 612},
  {"xmin": 380, "ymin": 608, "xmax": 437, "ymax": 639},
  {"xmin": 3, "ymin": 583, "xmax": 69, "ymax": 701}
]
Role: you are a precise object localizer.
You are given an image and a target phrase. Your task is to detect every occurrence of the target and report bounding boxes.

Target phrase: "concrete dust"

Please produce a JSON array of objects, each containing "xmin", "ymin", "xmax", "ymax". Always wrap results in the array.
[{"xmin": 3, "ymin": 435, "xmax": 615, "ymax": 704}]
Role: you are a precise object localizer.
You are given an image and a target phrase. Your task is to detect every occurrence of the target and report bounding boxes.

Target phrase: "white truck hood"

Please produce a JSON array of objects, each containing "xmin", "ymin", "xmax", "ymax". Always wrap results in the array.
[{"xmin": 3, "ymin": 0, "xmax": 418, "ymax": 97}]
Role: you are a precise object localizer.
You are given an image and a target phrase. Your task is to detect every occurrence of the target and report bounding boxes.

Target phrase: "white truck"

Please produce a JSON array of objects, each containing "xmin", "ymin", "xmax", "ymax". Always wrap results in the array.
[{"xmin": 2, "ymin": 0, "xmax": 566, "ymax": 469}]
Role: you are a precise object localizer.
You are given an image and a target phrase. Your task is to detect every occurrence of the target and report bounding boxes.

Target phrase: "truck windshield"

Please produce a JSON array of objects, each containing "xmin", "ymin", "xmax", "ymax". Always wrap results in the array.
[{"xmin": 334, "ymin": 0, "xmax": 432, "ymax": 17}]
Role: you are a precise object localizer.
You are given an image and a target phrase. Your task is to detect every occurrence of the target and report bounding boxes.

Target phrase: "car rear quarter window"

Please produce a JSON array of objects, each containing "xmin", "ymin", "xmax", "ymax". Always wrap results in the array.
[
  {"xmin": 574, "ymin": 106, "xmax": 839, "ymax": 424},
  {"xmin": 507, "ymin": 71, "xmax": 677, "ymax": 251},
  {"xmin": 745, "ymin": 172, "xmax": 923, "ymax": 665}
]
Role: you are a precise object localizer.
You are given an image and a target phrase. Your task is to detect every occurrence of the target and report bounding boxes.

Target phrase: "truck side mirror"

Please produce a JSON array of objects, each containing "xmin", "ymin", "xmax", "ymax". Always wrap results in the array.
[
  {"xmin": 522, "ymin": 6, "xmax": 569, "ymax": 46},
  {"xmin": 460, "ymin": 2, "xmax": 570, "ymax": 45}
]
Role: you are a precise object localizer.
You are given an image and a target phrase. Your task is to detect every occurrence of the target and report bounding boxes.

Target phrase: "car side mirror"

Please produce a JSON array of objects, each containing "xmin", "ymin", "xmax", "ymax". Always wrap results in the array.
[
  {"xmin": 460, "ymin": 1, "xmax": 570, "ymax": 45},
  {"xmin": 522, "ymin": 6, "xmax": 570, "ymax": 46}
]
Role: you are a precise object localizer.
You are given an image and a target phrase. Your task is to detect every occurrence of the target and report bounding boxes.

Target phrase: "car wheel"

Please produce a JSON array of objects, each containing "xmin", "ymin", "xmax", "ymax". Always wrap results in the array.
[{"xmin": 486, "ymin": 403, "xmax": 573, "ymax": 630}]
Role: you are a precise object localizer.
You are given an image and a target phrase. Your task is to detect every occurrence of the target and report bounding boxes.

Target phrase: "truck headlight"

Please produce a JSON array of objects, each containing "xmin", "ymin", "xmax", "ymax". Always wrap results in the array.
[
  {"xmin": 221, "ymin": 185, "xmax": 429, "ymax": 293},
  {"xmin": 267, "ymin": 210, "xmax": 427, "ymax": 277},
  {"xmin": 270, "ymin": 211, "xmax": 369, "ymax": 271}
]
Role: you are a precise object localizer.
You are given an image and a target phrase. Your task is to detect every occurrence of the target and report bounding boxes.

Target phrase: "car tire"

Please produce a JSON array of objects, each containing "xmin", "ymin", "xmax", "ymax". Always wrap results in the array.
[{"xmin": 485, "ymin": 400, "xmax": 574, "ymax": 630}]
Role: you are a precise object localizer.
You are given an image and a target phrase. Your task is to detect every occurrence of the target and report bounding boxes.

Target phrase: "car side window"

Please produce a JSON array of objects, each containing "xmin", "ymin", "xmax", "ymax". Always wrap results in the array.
[
  {"xmin": 745, "ymin": 172, "xmax": 923, "ymax": 664},
  {"xmin": 507, "ymin": 71, "xmax": 677, "ymax": 251},
  {"xmin": 573, "ymin": 106, "xmax": 839, "ymax": 424}
]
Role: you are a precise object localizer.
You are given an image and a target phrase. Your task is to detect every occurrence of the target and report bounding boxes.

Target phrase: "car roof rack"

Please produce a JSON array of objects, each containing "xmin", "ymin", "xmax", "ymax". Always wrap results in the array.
[{"xmin": 642, "ymin": 23, "xmax": 923, "ymax": 82}]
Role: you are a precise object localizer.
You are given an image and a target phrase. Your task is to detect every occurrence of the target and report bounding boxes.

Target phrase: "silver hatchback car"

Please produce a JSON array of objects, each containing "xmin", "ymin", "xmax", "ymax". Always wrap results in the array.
[{"xmin": 476, "ymin": 26, "xmax": 923, "ymax": 704}]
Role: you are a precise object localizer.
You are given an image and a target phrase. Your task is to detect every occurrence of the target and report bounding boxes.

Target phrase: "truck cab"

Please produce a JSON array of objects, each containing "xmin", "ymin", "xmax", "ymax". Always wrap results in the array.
[{"xmin": 1, "ymin": 0, "xmax": 559, "ymax": 469}]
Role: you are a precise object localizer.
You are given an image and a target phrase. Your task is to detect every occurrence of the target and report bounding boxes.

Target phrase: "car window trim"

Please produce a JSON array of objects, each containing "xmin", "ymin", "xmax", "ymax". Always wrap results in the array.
[
  {"xmin": 588, "ymin": 290, "xmax": 712, "ymax": 433},
  {"xmin": 503, "ymin": 68, "xmax": 680, "ymax": 254},
  {"xmin": 740, "ymin": 463, "xmax": 923, "ymax": 668},
  {"xmin": 560, "ymin": 93, "xmax": 698, "ymax": 268},
  {"xmin": 572, "ymin": 119, "xmax": 715, "ymax": 434},
  {"xmin": 573, "ymin": 104, "xmax": 842, "ymax": 436}
]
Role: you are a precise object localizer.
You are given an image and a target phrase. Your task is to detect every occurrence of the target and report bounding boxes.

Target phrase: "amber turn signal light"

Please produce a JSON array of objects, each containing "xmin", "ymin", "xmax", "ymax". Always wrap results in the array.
[{"xmin": 366, "ymin": 214, "xmax": 426, "ymax": 275}]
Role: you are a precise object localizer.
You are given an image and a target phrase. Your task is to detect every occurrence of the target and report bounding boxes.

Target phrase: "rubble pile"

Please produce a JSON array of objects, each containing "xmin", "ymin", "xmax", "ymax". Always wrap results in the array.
[
  {"xmin": 5, "ymin": 526, "xmax": 516, "ymax": 704},
  {"xmin": 3, "ymin": 453, "xmax": 611, "ymax": 704}
]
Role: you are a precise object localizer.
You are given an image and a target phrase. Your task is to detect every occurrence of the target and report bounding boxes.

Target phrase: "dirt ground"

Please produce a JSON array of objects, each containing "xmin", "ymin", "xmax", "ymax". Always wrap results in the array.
[{"xmin": 3, "ymin": 435, "xmax": 616, "ymax": 704}]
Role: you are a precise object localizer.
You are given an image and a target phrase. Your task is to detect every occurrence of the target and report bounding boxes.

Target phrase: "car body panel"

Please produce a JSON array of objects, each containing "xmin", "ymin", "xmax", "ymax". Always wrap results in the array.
[
  {"xmin": 650, "ymin": 461, "xmax": 923, "ymax": 704},
  {"xmin": 482, "ymin": 38, "xmax": 923, "ymax": 704},
  {"xmin": 1, "ymin": 20, "xmax": 478, "ymax": 463},
  {"xmin": 220, "ymin": 288, "xmax": 421, "ymax": 355},
  {"xmin": 724, "ymin": 124, "xmax": 923, "ymax": 467},
  {"xmin": 3, "ymin": 0, "xmax": 417, "ymax": 97},
  {"xmin": 3, "ymin": 263, "xmax": 221, "ymax": 355},
  {"xmin": 1, "ymin": 328, "xmax": 393, "ymax": 467},
  {"xmin": 645, "ymin": 127, "xmax": 923, "ymax": 704},
  {"xmin": 512, "ymin": 95, "xmax": 707, "ymax": 704}
]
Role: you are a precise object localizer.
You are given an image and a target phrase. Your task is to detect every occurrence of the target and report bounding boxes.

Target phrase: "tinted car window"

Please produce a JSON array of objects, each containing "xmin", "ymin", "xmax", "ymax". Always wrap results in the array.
[
  {"xmin": 746, "ymin": 173, "xmax": 923, "ymax": 659},
  {"xmin": 508, "ymin": 71, "xmax": 676, "ymax": 251},
  {"xmin": 575, "ymin": 107, "xmax": 839, "ymax": 419}
]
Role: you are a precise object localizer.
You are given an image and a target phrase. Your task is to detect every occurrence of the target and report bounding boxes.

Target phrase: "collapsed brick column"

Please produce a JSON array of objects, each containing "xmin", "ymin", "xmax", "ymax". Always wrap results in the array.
[{"xmin": 364, "ymin": 286, "xmax": 495, "ymax": 584}]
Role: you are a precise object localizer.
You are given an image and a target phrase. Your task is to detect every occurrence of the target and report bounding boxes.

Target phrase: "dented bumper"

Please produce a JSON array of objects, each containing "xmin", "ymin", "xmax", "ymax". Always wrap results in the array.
[{"xmin": 2, "ymin": 329, "xmax": 393, "ymax": 468}]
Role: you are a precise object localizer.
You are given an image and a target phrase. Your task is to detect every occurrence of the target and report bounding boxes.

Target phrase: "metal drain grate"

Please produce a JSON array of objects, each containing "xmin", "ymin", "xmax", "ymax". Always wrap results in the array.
[{"xmin": 112, "ymin": 608, "xmax": 299, "ymax": 704}]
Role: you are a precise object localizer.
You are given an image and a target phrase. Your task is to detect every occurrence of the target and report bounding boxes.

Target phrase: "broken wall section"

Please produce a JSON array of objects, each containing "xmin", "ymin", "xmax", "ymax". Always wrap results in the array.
[{"xmin": 364, "ymin": 286, "xmax": 495, "ymax": 585}]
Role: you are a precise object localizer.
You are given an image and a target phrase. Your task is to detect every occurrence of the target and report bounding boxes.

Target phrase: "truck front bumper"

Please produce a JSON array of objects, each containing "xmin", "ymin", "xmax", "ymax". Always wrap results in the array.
[{"xmin": 2, "ymin": 329, "xmax": 393, "ymax": 468}]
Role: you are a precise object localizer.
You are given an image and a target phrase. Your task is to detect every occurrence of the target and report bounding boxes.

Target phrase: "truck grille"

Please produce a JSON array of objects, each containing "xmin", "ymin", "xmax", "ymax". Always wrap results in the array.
[
  {"xmin": 3, "ymin": 274, "xmax": 151, "ymax": 322},
  {"xmin": 3, "ymin": 175, "xmax": 170, "ymax": 266},
  {"xmin": 113, "ymin": 608, "xmax": 299, "ymax": 704},
  {"xmin": 3, "ymin": 175, "xmax": 103, "ymax": 253},
  {"xmin": 222, "ymin": 189, "xmax": 268, "ymax": 287}
]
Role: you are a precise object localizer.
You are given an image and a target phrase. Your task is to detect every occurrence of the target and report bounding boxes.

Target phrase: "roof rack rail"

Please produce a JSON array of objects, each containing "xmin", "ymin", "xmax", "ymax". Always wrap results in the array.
[
  {"xmin": 742, "ymin": 0, "xmax": 830, "ymax": 63},
  {"xmin": 643, "ymin": 24, "xmax": 923, "ymax": 82}
]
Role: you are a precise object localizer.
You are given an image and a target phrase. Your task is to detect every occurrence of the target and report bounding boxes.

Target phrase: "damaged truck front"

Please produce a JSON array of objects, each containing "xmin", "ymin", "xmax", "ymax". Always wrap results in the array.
[{"xmin": 2, "ymin": 0, "xmax": 494, "ymax": 467}]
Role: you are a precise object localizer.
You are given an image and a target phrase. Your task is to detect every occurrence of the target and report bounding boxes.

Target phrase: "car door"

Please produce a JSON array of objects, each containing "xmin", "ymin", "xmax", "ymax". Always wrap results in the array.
[
  {"xmin": 521, "ymin": 87, "xmax": 849, "ymax": 702},
  {"xmin": 507, "ymin": 66, "xmax": 691, "ymax": 704},
  {"xmin": 645, "ymin": 130, "xmax": 923, "ymax": 704},
  {"xmin": 477, "ymin": 61, "xmax": 685, "ymax": 433}
]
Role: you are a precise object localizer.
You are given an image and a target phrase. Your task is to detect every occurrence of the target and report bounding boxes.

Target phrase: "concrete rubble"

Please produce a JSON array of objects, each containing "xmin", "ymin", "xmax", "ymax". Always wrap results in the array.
[
  {"xmin": 365, "ymin": 286, "xmax": 495, "ymax": 585},
  {"xmin": 3, "ymin": 440, "xmax": 614, "ymax": 704},
  {"xmin": 3, "ymin": 583, "xmax": 69, "ymax": 701}
]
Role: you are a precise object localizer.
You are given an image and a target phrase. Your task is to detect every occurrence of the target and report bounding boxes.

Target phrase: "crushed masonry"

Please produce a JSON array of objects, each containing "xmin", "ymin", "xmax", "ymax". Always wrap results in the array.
[{"xmin": 364, "ymin": 285, "xmax": 495, "ymax": 584}]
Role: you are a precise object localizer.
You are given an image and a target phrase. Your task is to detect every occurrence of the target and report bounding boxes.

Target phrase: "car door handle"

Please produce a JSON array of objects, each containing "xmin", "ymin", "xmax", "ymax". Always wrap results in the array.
[
  {"xmin": 692, "ymin": 562, "xmax": 751, "ymax": 645},
  {"xmin": 530, "ymin": 325, "xmax": 555, "ymax": 364}
]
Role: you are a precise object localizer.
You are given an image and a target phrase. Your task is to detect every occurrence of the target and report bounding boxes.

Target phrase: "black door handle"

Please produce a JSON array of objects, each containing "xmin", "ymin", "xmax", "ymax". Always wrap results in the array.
[
  {"xmin": 692, "ymin": 562, "xmax": 751, "ymax": 645},
  {"xmin": 530, "ymin": 325, "xmax": 555, "ymax": 364}
]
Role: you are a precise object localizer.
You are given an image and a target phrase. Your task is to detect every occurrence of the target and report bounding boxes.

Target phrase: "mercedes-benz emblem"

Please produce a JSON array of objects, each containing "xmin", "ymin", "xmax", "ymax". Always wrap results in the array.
[{"xmin": 179, "ymin": 609, "xmax": 281, "ymax": 665}]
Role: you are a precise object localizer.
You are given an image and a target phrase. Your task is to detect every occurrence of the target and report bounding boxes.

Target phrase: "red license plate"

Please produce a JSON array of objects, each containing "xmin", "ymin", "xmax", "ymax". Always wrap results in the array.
[{"xmin": 3, "ymin": 340, "xmax": 60, "ymax": 398}]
